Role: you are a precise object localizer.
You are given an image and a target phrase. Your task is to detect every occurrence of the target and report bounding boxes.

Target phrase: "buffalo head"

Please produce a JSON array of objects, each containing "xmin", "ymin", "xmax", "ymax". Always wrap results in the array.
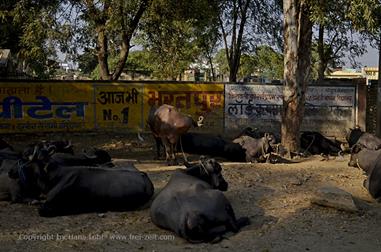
[
  {"xmin": 8, "ymin": 145, "xmax": 50, "ymax": 194},
  {"xmin": 83, "ymin": 148, "xmax": 112, "ymax": 164},
  {"xmin": 22, "ymin": 143, "xmax": 56, "ymax": 161},
  {"xmin": 185, "ymin": 157, "xmax": 228, "ymax": 191},
  {"xmin": 346, "ymin": 127, "xmax": 364, "ymax": 148}
]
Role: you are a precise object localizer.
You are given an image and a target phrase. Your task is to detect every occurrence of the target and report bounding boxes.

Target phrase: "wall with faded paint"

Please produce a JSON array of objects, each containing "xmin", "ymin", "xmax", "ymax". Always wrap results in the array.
[
  {"xmin": 225, "ymin": 84, "xmax": 357, "ymax": 136},
  {"xmin": 0, "ymin": 79, "xmax": 365, "ymax": 137}
]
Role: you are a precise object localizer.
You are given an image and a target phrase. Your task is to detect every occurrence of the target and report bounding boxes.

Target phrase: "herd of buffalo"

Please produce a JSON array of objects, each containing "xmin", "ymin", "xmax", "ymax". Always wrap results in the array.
[{"xmin": 0, "ymin": 104, "xmax": 381, "ymax": 243}]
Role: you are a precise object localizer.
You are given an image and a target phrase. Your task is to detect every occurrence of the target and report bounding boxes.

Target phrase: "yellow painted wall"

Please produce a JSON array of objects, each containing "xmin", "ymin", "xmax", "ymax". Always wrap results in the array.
[
  {"xmin": 94, "ymin": 83, "xmax": 143, "ymax": 130},
  {"xmin": 0, "ymin": 81, "xmax": 225, "ymax": 133},
  {"xmin": 143, "ymin": 83, "xmax": 224, "ymax": 132},
  {"xmin": 0, "ymin": 82, "xmax": 93, "ymax": 133}
]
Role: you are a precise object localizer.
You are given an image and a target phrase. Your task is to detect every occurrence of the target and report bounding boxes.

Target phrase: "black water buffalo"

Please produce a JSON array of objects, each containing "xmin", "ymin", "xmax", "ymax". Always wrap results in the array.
[
  {"xmin": 180, "ymin": 133, "xmax": 226, "ymax": 156},
  {"xmin": 300, "ymin": 131, "xmax": 343, "ymax": 155},
  {"xmin": 348, "ymin": 144, "xmax": 381, "ymax": 175},
  {"xmin": 152, "ymin": 132, "xmax": 247, "ymax": 162},
  {"xmin": 49, "ymin": 148, "xmax": 113, "ymax": 167},
  {"xmin": 365, "ymin": 156, "xmax": 381, "ymax": 200},
  {"xmin": 232, "ymin": 134, "xmax": 273, "ymax": 162},
  {"xmin": 347, "ymin": 143, "xmax": 381, "ymax": 200},
  {"xmin": 150, "ymin": 158, "xmax": 249, "ymax": 243},
  {"xmin": 9, "ymin": 149, "xmax": 154, "ymax": 217},
  {"xmin": 178, "ymin": 133, "xmax": 246, "ymax": 162},
  {"xmin": 346, "ymin": 128, "xmax": 381, "ymax": 150}
]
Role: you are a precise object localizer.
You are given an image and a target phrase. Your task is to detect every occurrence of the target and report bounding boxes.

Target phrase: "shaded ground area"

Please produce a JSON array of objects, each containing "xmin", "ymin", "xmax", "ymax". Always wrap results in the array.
[{"xmin": 1, "ymin": 132, "xmax": 381, "ymax": 252}]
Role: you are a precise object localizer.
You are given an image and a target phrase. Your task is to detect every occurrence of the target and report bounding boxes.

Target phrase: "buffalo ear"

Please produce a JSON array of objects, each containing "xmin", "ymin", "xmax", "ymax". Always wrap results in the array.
[
  {"xmin": 29, "ymin": 145, "xmax": 39, "ymax": 161},
  {"xmin": 233, "ymin": 137, "xmax": 244, "ymax": 145}
]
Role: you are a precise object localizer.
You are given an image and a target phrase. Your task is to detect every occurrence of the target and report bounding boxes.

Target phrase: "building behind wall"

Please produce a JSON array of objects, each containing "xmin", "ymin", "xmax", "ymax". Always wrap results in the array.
[{"xmin": 326, "ymin": 67, "xmax": 379, "ymax": 85}]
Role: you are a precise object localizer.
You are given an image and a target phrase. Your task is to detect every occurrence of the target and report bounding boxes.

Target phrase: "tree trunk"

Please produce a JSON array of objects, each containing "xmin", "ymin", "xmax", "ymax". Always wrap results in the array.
[
  {"xmin": 229, "ymin": 54, "xmax": 239, "ymax": 82},
  {"xmin": 282, "ymin": 0, "xmax": 313, "ymax": 153},
  {"xmin": 111, "ymin": 34, "xmax": 130, "ymax": 80},
  {"xmin": 317, "ymin": 24, "xmax": 325, "ymax": 83},
  {"xmin": 208, "ymin": 55, "xmax": 216, "ymax": 81},
  {"xmin": 376, "ymin": 32, "xmax": 381, "ymax": 137},
  {"xmin": 97, "ymin": 26, "xmax": 111, "ymax": 80},
  {"xmin": 220, "ymin": 0, "xmax": 249, "ymax": 83},
  {"xmin": 92, "ymin": 0, "xmax": 150, "ymax": 80}
]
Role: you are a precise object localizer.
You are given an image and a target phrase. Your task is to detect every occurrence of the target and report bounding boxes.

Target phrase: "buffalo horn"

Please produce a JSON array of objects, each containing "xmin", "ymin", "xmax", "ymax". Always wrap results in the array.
[{"xmin": 29, "ymin": 145, "xmax": 39, "ymax": 161}]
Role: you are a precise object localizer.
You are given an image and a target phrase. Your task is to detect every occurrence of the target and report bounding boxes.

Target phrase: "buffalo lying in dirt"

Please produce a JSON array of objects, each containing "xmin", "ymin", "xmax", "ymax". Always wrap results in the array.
[
  {"xmin": 7, "ymin": 144, "xmax": 154, "ymax": 216},
  {"xmin": 150, "ymin": 158, "xmax": 249, "ymax": 242},
  {"xmin": 233, "ymin": 134, "xmax": 273, "ymax": 163},
  {"xmin": 300, "ymin": 131, "xmax": 344, "ymax": 156}
]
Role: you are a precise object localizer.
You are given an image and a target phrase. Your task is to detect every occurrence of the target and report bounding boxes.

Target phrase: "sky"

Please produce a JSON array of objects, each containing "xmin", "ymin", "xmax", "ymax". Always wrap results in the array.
[
  {"xmin": 344, "ymin": 43, "xmax": 379, "ymax": 68},
  {"xmin": 356, "ymin": 45, "xmax": 379, "ymax": 67}
]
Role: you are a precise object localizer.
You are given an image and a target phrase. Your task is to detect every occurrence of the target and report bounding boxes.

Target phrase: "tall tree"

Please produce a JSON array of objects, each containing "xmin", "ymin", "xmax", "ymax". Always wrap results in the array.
[
  {"xmin": 218, "ymin": 0, "xmax": 282, "ymax": 82},
  {"xmin": 57, "ymin": 0, "xmax": 151, "ymax": 80},
  {"xmin": 282, "ymin": 0, "xmax": 313, "ymax": 153}
]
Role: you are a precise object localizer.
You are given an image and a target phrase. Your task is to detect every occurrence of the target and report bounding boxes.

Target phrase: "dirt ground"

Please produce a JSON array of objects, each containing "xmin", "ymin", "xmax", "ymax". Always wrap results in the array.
[{"xmin": 1, "ymin": 132, "xmax": 381, "ymax": 252}]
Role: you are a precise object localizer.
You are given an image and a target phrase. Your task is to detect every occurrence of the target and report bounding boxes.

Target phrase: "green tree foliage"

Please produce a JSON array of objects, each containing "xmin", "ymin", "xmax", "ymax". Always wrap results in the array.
[
  {"xmin": 57, "ymin": 0, "xmax": 151, "ymax": 80},
  {"xmin": 77, "ymin": 49, "xmax": 98, "ymax": 74},
  {"xmin": 138, "ymin": 0, "xmax": 219, "ymax": 80},
  {"xmin": 0, "ymin": 0, "xmax": 60, "ymax": 78},
  {"xmin": 125, "ymin": 50, "xmax": 152, "ymax": 72},
  {"xmin": 253, "ymin": 46, "xmax": 283, "ymax": 80},
  {"xmin": 347, "ymin": 0, "xmax": 381, "ymax": 34},
  {"xmin": 235, "ymin": 46, "xmax": 284, "ymax": 81},
  {"xmin": 237, "ymin": 54, "xmax": 257, "ymax": 81},
  {"xmin": 213, "ymin": 49, "xmax": 230, "ymax": 81}
]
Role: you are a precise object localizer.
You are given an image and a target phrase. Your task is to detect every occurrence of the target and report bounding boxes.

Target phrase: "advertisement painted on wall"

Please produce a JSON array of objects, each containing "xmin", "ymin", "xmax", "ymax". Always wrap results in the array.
[
  {"xmin": 0, "ymin": 82, "xmax": 94, "ymax": 133},
  {"xmin": 143, "ymin": 83, "xmax": 224, "ymax": 132},
  {"xmin": 94, "ymin": 83, "xmax": 143, "ymax": 130},
  {"xmin": 225, "ymin": 84, "xmax": 356, "ymax": 135}
]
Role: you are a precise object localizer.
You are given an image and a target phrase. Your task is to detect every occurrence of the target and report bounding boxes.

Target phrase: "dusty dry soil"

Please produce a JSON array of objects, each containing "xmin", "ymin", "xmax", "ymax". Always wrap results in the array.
[{"xmin": 1, "ymin": 132, "xmax": 381, "ymax": 252}]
